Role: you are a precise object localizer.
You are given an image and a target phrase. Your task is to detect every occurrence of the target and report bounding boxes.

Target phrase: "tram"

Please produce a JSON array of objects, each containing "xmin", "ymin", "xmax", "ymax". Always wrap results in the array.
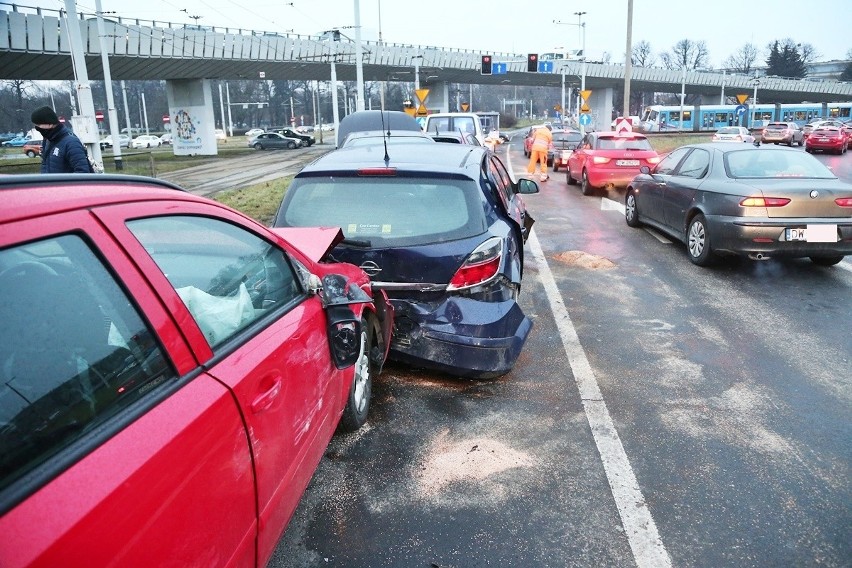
[{"xmin": 639, "ymin": 101, "xmax": 852, "ymax": 132}]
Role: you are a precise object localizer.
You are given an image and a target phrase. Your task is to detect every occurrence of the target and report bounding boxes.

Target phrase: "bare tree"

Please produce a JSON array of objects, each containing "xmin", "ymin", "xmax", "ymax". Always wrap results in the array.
[
  {"xmin": 631, "ymin": 41, "xmax": 656, "ymax": 67},
  {"xmin": 723, "ymin": 43, "xmax": 759, "ymax": 73},
  {"xmin": 660, "ymin": 39, "xmax": 710, "ymax": 70}
]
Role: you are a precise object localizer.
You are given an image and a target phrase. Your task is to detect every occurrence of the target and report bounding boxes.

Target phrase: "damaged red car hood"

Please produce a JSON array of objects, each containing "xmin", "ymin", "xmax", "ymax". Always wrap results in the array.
[{"xmin": 270, "ymin": 226, "xmax": 344, "ymax": 263}]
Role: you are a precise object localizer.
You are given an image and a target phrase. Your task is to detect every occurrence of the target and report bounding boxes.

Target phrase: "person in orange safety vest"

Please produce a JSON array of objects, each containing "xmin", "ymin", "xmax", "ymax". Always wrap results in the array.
[{"xmin": 526, "ymin": 124, "xmax": 552, "ymax": 181}]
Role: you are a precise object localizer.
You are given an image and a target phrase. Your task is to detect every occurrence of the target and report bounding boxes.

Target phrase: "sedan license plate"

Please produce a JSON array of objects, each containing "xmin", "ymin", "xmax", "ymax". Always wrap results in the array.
[
  {"xmin": 818, "ymin": 137, "xmax": 829, "ymax": 142},
  {"xmin": 616, "ymin": 159, "xmax": 639, "ymax": 166},
  {"xmin": 786, "ymin": 225, "xmax": 837, "ymax": 242}
]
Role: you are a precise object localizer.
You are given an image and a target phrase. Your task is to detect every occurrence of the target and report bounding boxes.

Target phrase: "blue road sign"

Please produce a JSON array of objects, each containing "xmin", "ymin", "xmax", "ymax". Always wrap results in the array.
[
  {"xmin": 492, "ymin": 62, "xmax": 507, "ymax": 75},
  {"xmin": 579, "ymin": 113, "xmax": 592, "ymax": 126},
  {"xmin": 735, "ymin": 104, "xmax": 747, "ymax": 115},
  {"xmin": 538, "ymin": 61, "xmax": 554, "ymax": 73}
]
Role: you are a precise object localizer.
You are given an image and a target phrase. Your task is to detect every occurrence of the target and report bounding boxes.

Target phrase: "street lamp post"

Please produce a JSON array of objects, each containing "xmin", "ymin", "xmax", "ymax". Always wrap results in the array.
[
  {"xmin": 679, "ymin": 64, "xmax": 686, "ymax": 132},
  {"xmin": 553, "ymin": 12, "xmax": 586, "ymax": 133},
  {"xmin": 752, "ymin": 71, "xmax": 759, "ymax": 128}
]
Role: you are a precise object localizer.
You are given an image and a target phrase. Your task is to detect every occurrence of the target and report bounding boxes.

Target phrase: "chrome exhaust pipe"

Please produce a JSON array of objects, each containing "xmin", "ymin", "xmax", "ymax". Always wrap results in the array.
[{"xmin": 749, "ymin": 253, "xmax": 770, "ymax": 261}]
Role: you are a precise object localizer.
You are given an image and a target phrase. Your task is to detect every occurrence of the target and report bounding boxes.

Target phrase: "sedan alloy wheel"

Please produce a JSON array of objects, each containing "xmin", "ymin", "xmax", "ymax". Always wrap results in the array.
[{"xmin": 687, "ymin": 214, "xmax": 714, "ymax": 266}]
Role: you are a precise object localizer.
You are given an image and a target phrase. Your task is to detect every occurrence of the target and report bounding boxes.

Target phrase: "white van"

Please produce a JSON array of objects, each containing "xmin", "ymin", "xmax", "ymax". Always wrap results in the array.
[{"xmin": 421, "ymin": 113, "xmax": 486, "ymax": 145}]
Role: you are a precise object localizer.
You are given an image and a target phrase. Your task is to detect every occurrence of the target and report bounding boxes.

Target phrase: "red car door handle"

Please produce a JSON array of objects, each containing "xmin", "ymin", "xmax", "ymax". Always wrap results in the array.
[{"xmin": 251, "ymin": 378, "xmax": 282, "ymax": 413}]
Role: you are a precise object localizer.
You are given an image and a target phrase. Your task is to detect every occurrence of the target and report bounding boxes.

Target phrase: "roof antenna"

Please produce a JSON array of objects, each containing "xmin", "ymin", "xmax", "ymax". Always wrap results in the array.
[{"xmin": 380, "ymin": 109, "xmax": 390, "ymax": 164}]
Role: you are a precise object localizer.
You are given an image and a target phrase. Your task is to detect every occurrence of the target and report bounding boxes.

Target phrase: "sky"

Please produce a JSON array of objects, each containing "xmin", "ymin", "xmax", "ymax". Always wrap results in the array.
[{"xmin": 11, "ymin": 0, "xmax": 852, "ymax": 68}]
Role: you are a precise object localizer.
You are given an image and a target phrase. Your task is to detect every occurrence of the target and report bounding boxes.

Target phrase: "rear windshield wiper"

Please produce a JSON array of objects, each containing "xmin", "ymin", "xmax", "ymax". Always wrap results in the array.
[{"xmin": 341, "ymin": 238, "xmax": 372, "ymax": 247}]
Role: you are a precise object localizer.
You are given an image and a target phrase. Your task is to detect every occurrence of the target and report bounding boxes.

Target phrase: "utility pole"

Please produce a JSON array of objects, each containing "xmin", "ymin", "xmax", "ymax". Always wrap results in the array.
[
  {"xmin": 63, "ymin": 0, "xmax": 103, "ymax": 167},
  {"xmin": 95, "ymin": 0, "xmax": 122, "ymax": 170}
]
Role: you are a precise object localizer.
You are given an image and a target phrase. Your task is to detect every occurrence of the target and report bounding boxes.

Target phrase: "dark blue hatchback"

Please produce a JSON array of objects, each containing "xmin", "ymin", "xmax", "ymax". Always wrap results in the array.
[{"xmin": 273, "ymin": 142, "xmax": 539, "ymax": 378}]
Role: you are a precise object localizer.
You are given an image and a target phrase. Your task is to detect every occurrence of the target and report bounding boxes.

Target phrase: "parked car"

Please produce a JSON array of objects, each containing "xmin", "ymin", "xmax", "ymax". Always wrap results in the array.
[
  {"xmin": 21, "ymin": 142, "xmax": 41, "ymax": 158},
  {"xmin": 624, "ymin": 144, "xmax": 852, "ymax": 266},
  {"xmin": 249, "ymin": 132, "xmax": 303, "ymax": 150},
  {"xmin": 274, "ymin": 127, "xmax": 315, "ymax": 147},
  {"xmin": 214, "ymin": 129, "xmax": 227, "ymax": 141},
  {"xmin": 428, "ymin": 131, "xmax": 481, "ymax": 145},
  {"xmin": 566, "ymin": 131, "xmax": 661, "ymax": 195},
  {"xmin": 805, "ymin": 125, "xmax": 849, "ymax": 154},
  {"xmin": 1, "ymin": 135, "xmax": 33, "ymax": 148},
  {"xmin": 100, "ymin": 134, "xmax": 131, "ymax": 150},
  {"xmin": 245, "ymin": 128, "xmax": 265, "ymax": 138},
  {"xmin": 712, "ymin": 126, "xmax": 756, "ymax": 144},
  {"xmin": 272, "ymin": 141, "xmax": 539, "ymax": 379},
  {"xmin": 158, "ymin": 133, "xmax": 172, "ymax": 145},
  {"xmin": 760, "ymin": 122, "xmax": 804, "ymax": 146},
  {"xmin": 0, "ymin": 174, "xmax": 392, "ymax": 567},
  {"xmin": 549, "ymin": 129, "xmax": 583, "ymax": 172},
  {"xmin": 131, "ymin": 134, "xmax": 162, "ymax": 149}
]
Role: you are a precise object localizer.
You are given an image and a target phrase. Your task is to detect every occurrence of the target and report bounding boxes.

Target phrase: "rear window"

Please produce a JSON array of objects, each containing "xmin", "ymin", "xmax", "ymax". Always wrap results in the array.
[
  {"xmin": 717, "ymin": 127, "xmax": 741, "ymax": 134},
  {"xmin": 766, "ymin": 123, "xmax": 789, "ymax": 129},
  {"xmin": 277, "ymin": 176, "xmax": 488, "ymax": 247},
  {"xmin": 595, "ymin": 136, "xmax": 652, "ymax": 150},
  {"xmin": 725, "ymin": 150, "xmax": 835, "ymax": 178}
]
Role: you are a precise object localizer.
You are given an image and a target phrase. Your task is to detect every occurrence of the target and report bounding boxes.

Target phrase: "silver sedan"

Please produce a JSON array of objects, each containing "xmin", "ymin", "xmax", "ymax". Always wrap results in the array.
[{"xmin": 624, "ymin": 143, "xmax": 852, "ymax": 267}]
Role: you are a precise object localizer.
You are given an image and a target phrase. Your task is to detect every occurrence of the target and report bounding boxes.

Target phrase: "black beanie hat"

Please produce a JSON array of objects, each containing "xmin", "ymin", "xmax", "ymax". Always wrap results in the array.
[{"xmin": 31, "ymin": 106, "xmax": 59, "ymax": 125}]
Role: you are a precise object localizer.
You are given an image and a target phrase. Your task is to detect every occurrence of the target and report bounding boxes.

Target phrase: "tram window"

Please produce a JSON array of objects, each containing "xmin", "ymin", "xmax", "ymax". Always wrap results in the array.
[
  {"xmin": 840, "ymin": 108, "xmax": 850, "ymax": 118},
  {"xmin": 670, "ymin": 111, "xmax": 680, "ymax": 122},
  {"xmin": 795, "ymin": 111, "xmax": 806, "ymax": 121},
  {"xmin": 683, "ymin": 111, "xmax": 691, "ymax": 121}
]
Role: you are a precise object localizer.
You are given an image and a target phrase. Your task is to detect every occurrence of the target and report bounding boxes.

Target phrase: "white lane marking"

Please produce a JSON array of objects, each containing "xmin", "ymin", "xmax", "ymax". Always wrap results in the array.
[
  {"xmin": 838, "ymin": 260, "xmax": 852, "ymax": 273},
  {"xmin": 601, "ymin": 196, "xmax": 624, "ymax": 213},
  {"xmin": 528, "ymin": 229, "xmax": 673, "ymax": 568}
]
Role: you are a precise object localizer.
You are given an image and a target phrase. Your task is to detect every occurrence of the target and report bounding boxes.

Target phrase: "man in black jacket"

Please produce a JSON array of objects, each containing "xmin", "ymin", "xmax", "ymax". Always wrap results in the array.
[{"xmin": 31, "ymin": 106, "xmax": 93, "ymax": 173}]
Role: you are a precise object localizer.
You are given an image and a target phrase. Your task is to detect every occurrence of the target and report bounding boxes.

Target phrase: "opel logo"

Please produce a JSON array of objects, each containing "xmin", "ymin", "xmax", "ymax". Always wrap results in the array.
[
  {"xmin": 359, "ymin": 261, "xmax": 382, "ymax": 276},
  {"xmin": 809, "ymin": 190, "xmax": 819, "ymax": 199}
]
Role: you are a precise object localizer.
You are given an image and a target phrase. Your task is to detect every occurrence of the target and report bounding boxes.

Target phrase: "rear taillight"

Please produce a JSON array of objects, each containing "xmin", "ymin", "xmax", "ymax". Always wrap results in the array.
[
  {"xmin": 740, "ymin": 197, "xmax": 791, "ymax": 207},
  {"xmin": 735, "ymin": 135, "xmax": 743, "ymax": 141},
  {"xmin": 592, "ymin": 156, "xmax": 611, "ymax": 164},
  {"xmin": 836, "ymin": 198, "xmax": 852, "ymax": 207},
  {"xmin": 447, "ymin": 237, "xmax": 503, "ymax": 290},
  {"xmin": 646, "ymin": 156, "xmax": 661, "ymax": 164}
]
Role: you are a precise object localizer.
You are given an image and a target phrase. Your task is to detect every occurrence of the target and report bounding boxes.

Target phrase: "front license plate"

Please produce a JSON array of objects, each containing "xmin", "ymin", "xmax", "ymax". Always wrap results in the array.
[
  {"xmin": 616, "ymin": 159, "xmax": 639, "ymax": 166},
  {"xmin": 785, "ymin": 225, "xmax": 837, "ymax": 242}
]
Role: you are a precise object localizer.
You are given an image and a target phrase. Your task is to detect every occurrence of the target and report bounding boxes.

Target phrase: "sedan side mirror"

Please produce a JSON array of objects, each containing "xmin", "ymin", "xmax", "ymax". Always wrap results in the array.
[{"xmin": 517, "ymin": 178, "xmax": 540, "ymax": 194}]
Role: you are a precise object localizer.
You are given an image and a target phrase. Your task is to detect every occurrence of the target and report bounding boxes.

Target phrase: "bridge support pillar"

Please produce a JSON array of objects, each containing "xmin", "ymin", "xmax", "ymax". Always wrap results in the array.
[
  {"xmin": 165, "ymin": 79, "xmax": 219, "ymax": 155},
  {"xmin": 418, "ymin": 81, "xmax": 450, "ymax": 113},
  {"xmin": 588, "ymin": 88, "xmax": 614, "ymax": 132}
]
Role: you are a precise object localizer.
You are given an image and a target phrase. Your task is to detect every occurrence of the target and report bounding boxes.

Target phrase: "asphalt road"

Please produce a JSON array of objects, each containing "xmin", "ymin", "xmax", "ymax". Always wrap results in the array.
[{"xmin": 262, "ymin": 137, "xmax": 851, "ymax": 568}]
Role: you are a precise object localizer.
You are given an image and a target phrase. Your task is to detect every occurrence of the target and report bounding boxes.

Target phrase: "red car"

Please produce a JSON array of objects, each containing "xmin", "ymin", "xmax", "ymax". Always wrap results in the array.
[
  {"xmin": 805, "ymin": 126, "xmax": 849, "ymax": 155},
  {"xmin": 21, "ymin": 142, "xmax": 41, "ymax": 158},
  {"xmin": 566, "ymin": 131, "xmax": 661, "ymax": 195},
  {"xmin": 0, "ymin": 174, "xmax": 393, "ymax": 568}
]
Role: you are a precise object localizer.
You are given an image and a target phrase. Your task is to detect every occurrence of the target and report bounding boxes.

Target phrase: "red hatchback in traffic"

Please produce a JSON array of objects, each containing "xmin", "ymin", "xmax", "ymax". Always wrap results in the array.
[
  {"xmin": 805, "ymin": 126, "xmax": 849, "ymax": 155},
  {"xmin": 566, "ymin": 131, "xmax": 660, "ymax": 195},
  {"xmin": 0, "ymin": 175, "xmax": 392, "ymax": 568}
]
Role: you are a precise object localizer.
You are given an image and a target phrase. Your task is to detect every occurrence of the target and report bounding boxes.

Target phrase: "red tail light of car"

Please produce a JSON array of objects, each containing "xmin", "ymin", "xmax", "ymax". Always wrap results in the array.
[
  {"xmin": 646, "ymin": 156, "xmax": 661, "ymax": 164},
  {"xmin": 592, "ymin": 156, "xmax": 611, "ymax": 164},
  {"xmin": 740, "ymin": 197, "xmax": 791, "ymax": 207},
  {"xmin": 836, "ymin": 198, "xmax": 852, "ymax": 207},
  {"xmin": 448, "ymin": 237, "xmax": 503, "ymax": 290}
]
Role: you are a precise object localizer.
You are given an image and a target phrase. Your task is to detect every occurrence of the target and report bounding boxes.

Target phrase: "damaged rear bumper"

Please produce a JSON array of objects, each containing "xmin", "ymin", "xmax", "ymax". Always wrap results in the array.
[{"xmin": 389, "ymin": 296, "xmax": 533, "ymax": 379}]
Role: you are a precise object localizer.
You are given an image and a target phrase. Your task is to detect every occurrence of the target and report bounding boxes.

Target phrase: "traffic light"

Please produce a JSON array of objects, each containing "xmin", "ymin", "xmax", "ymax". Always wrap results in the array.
[
  {"xmin": 481, "ymin": 55, "xmax": 492, "ymax": 75},
  {"xmin": 527, "ymin": 53, "xmax": 538, "ymax": 72}
]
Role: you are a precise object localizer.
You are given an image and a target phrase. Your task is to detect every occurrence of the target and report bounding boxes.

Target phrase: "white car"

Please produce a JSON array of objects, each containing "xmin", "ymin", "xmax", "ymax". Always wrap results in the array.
[
  {"xmin": 100, "ymin": 134, "xmax": 131, "ymax": 150},
  {"xmin": 131, "ymin": 135, "xmax": 162, "ymax": 149},
  {"xmin": 215, "ymin": 129, "xmax": 227, "ymax": 141},
  {"xmin": 245, "ymin": 128, "xmax": 265, "ymax": 138},
  {"xmin": 712, "ymin": 126, "xmax": 756, "ymax": 144}
]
